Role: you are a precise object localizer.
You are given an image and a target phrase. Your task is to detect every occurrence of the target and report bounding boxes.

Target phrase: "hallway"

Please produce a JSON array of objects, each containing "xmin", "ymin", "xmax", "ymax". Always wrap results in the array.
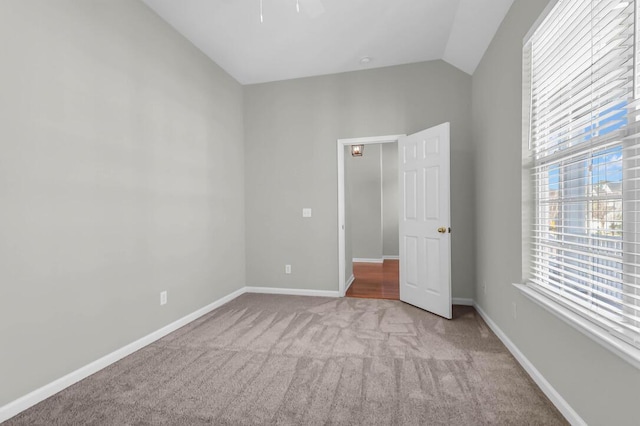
[{"xmin": 346, "ymin": 260, "xmax": 399, "ymax": 300}]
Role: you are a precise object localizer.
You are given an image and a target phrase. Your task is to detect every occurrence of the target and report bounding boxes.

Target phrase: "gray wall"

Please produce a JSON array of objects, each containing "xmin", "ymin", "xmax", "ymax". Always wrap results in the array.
[
  {"xmin": 382, "ymin": 142, "xmax": 399, "ymax": 257},
  {"xmin": 3, "ymin": 2, "xmax": 630, "ymax": 423},
  {"xmin": 0, "ymin": 0, "xmax": 245, "ymax": 406},
  {"xmin": 348, "ymin": 144, "xmax": 382, "ymax": 260},
  {"xmin": 244, "ymin": 61, "xmax": 475, "ymax": 298},
  {"xmin": 472, "ymin": 0, "xmax": 640, "ymax": 424}
]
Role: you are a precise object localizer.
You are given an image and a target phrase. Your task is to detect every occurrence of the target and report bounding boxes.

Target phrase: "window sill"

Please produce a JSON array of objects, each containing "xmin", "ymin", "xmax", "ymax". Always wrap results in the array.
[{"xmin": 513, "ymin": 283, "xmax": 640, "ymax": 370}]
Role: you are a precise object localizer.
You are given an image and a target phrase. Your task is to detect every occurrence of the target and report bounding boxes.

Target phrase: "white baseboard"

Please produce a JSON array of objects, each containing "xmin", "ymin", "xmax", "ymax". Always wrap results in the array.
[
  {"xmin": 352, "ymin": 258, "xmax": 383, "ymax": 263},
  {"xmin": 452, "ymin": 297, "xmax": 474, "ymax": 306},
  {"xmin": 245, "ymin": 286, "xmax": 340, "ymax": 298},
  {"xmin": 473, "ymin": 302, "xmax": 585, "ymax": 426},
  {"xmin": 0, "ymin": 287, "xmax": 247, "ymax": 424},
  {"xmin": 382, "ymin": 255, "xmax": 399, "ymax": 260},
  {"xmin": 345, "ymin": 274, "xmax": 355, "ymax": 292},
  {"xmin": 2, "ymin": 290, "xmax": 582, "ymax": 426},
  {"xmin": 1, "ymin": 284, "xmax": 343, "ymax": 422}
]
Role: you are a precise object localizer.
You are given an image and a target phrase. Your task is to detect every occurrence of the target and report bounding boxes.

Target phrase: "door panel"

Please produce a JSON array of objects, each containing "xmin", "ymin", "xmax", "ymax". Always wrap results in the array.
[
  {"xmin": 405, "ymin": 236, "xmax": 419, "ymax": 287},
  {"xmin": 399, "ymin": 123, "xmax": 451, "ymax": 319},
  {"xmin": 425, "ymin": 166, "xmax": 439, "ymax": 219},
  {"xmin": 404, "ymin": 171, "xmax": 418, "ymax": 220},
  {"xmin": 425, "ymin": 237, "xmax": 441, "ymax": 294}
]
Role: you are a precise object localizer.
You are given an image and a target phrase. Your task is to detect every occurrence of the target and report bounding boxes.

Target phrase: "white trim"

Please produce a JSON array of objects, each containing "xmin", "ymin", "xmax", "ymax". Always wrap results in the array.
[
  {"xmin": 514, "ymin": 283, "xmax": 640, "ymax": 370},
  {"xmin": 345, "ymin": 274, "xmax": 356, "ymax": 292},
  {"xmin": 352, "ymin": 258, "xmax": 384, "ymax": 264},
  {"xmin": 382, "ymin": 255, "xmax": 399, "ymax": 260},
  {"xmin": 0, "ymin": 285, "xmax": 343, "ymax": 422},
  {"xmin": 337, "ymin": 134, "xmax": 405, "ymax": 297},
  {"xmin": 338, "ymin": 135, "xmax": 404, "ymax": 145},
  {"xmin": 473, "ymin": 302, "xmax": 585, "ymax": 426},
  {"xmin": 379, "ymin": 144, "xmax": 385, "ymax": 261},
  {"xmin": 0, "ymin": 287, "xmax": 247, "ymax": 424},
  {"xmin": 452, "ymin": 297, "xmax": 474, "ymax": 306},
  {"xmin": 1, "ymin": 290, "xmax": 588, "ymax": 426},
  {"xmin": 245, "ymin": 286, "xmax": 340, "ymax": 298}
]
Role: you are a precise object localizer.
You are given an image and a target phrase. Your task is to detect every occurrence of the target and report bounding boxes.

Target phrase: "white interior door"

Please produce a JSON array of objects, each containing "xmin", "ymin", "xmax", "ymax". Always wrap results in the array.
[{"xmin": 399, "ymin": 123, "xmax": 451, "ymax": 319}]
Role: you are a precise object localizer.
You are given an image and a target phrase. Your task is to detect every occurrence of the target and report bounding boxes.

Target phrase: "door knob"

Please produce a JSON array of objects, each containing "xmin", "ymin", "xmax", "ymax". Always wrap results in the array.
[{"xmin": 437, "ymin": 227, "xmax": 447, "ymax": 233}]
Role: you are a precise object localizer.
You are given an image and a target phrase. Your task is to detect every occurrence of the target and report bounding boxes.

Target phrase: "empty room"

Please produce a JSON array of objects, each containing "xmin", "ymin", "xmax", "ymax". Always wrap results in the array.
[{"xmin": 1, "ymin": 0, "xmax": 638, "ymax": 425}]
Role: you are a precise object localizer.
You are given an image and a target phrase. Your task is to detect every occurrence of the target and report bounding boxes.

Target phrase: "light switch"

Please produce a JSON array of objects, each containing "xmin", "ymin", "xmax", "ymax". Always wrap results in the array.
[{"xmin": 302, "ymin": 208, "xmax": 312, "ymax": 218}]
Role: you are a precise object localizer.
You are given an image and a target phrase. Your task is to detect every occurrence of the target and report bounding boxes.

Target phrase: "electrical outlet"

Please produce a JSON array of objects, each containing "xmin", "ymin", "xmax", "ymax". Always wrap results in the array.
[
  {"xmin": 512, "ymin": 301, "xmax": 517, "ymax": 320},
  {"xmin": 483, "ymin": 281, "xmax": 487, "ymax": 295},
  {"xmin": 285, "ymin": 265, "xmax": 292, "ymax": 274},
  {"xmin": 160, "ymin": 291, "xmax": 167, "ymax": 306}
]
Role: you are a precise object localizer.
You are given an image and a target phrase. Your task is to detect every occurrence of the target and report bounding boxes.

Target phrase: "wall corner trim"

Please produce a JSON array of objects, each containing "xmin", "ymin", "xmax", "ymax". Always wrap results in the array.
[
  {"xmin": 345, "ymin": 275, "xmax": 356, "ymax": 292},
  {"xmin": 473, "ymin": 302, "xmax": 586, "ymax": 426},
  {"xmin": 244, "ymin": 286, "xmax": 340, "ymax": 298}
]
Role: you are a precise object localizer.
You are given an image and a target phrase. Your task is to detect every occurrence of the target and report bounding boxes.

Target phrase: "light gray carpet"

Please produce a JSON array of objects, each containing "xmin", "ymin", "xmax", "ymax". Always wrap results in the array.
[{"xmin": 5, "ymin": 294, "xmax": 567, "ymax": 425}]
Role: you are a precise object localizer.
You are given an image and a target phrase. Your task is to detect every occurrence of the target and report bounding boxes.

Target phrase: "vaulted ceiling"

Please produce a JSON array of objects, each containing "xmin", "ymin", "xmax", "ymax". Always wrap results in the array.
[{"xmin": 142, "ymin": 0, "xmax": 514, "ymax": 85}]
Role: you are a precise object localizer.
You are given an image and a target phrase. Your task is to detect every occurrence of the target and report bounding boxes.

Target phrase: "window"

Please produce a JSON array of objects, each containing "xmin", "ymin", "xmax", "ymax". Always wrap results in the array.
[{"xmin": 525, "ymin": 0, "xmax": 640, "ymax": 350}]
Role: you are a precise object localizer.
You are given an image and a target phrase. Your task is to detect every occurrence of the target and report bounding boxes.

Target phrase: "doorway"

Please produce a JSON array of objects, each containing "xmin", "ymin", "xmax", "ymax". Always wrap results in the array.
[
  {"xmin": 337, "ymin": 135, "xmax": 404, "ymax": 298},
  {"xmin": 346, "ymin": 259, "xmax": 399, "ymax": 299},
  {"xmin": 343, "ymin": 141, "xmax": 400, "ymax": 300},
  {"xmin": 337, "ymin": 124, "xmax": 452, "ymax": 318}
]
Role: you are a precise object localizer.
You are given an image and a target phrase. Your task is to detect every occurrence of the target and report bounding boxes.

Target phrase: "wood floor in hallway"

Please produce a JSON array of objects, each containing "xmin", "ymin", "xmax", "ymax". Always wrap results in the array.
[{"xmin": 346, "ymin": 259, "xmax": 399, "ymax": 300}]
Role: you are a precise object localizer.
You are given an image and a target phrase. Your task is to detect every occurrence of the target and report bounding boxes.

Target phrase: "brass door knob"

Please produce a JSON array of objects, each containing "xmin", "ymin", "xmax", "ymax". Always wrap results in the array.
[{"xmin": 438, "ymin": 227, "xmax": 447, "ymax": 233}]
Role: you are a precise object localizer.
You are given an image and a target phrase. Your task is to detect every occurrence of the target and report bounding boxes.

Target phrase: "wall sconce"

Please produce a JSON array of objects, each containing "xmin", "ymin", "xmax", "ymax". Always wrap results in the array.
[{"xmin": 351, "ymin": 145, "xmax": 364, "ymax": 157}]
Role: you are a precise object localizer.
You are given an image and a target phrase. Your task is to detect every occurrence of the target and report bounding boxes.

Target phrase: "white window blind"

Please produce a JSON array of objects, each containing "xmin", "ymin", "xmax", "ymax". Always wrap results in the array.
[{"xmin": 527, "ymin": 0, "xmax": 640, "ymax": 349}]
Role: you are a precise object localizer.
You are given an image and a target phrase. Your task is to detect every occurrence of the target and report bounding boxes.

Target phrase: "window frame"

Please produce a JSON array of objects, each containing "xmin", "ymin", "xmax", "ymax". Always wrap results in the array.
[{"xmin": 518, "ymin": 0, "xmax": 640, "ymax": 369}]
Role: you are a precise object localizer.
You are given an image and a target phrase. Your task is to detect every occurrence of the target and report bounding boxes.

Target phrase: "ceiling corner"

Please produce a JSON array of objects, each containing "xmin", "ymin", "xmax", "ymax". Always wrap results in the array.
[{"xmin": 442, "ymin": 0, "xmax": 514, "ymax": 77}]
